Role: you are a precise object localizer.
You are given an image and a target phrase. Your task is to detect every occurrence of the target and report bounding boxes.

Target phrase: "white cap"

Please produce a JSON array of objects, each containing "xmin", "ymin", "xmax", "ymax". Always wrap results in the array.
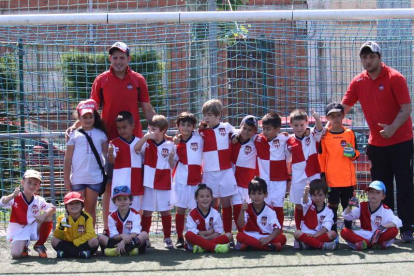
[
  {"xmin": 359, "ymin": 41, "xmax": 381, "ymax": 55},
  {"xmin": 23, "ymin": 170, "xmax": 42, "ymax": 182}
]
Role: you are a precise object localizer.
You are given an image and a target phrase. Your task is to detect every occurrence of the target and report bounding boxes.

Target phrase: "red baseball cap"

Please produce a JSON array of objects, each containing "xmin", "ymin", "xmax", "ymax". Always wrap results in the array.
[
  {"xmin": 64, "ymin": 192, "xmax": 84, "ymax": 205},
  {"xmin": 76, "ymin": 99, "xmax": 98, "ymax": 116}
]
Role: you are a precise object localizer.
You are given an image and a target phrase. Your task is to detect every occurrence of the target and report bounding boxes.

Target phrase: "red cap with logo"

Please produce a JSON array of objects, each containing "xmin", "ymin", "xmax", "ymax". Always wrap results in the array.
[
  {"xmin": 76, "ymin": 99, "xmax": 98, "ymax": 116},
  {"xmin": 64, "ymin": 192, "xmax": 84, "ymax": 205}
]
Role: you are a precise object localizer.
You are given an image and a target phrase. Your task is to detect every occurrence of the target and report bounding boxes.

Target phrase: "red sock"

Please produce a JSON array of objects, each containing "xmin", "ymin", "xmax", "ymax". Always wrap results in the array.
[
  {"xmin": 294, "ymin": 207, "xmax": 303, "ymax": 230},
  {"xmin": 185, "ymin": 231, "xmax": 216, "ymax": 252},
  {"xmin": 298, "ymin": 233, "xmax": 326, "ymax": 249},
  {"xmin": 271, "ymin": 233, "xmax": 287, "ymax": 246},
  {"xmin": 340, "ymin": 228, "xmax": 370, "ymax": 245},
  {"xmin": 161, "ymin": 215, "xmax": 172, "ymax": 239},
  {"xmin": 233, "ymin": 204, "xmax": 242, "ymax": 232},
  {"xmin": 222, "ymin": 206, "xmax": 233, "ymax": 233},
  {"xmin": 274, "ymin": 207, "xmax": 284, "ymax": 230},
  {"xmin": 175, "ymin": 213, "xmax": 185, "ymax": 239},
  {"xmin": 35, "ymin": 221, "xmax": 53, "ymax": 246},
  {"xmin": 236, "ymin": 232, "xmax": 268, "ymax": 250},
  {"xmin": 141, "ymin": 216, "xmax": 152, "ymax": 233},
  {"xmin": 377, "ymin": 228, "xmax": 399, "ymax": 243},
  {"xmin": 210, "ymin": 235, "xmax": 231, "ymax": 245}
]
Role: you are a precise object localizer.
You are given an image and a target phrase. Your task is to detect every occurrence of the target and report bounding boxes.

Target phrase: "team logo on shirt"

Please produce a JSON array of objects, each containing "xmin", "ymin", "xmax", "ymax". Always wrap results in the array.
[
  {"xmin": 127, "ymin": 84, "xmax": 133, "ymax": 90},
  {"xmin": 219, "ymin": 128, "xmax": 226, "ymax": 136},
  {"xmin": 31, "ymin": 205, "xmax": 39, "ymax": 215},
  {"xmin": 273, "ymin": 139, "xmax": 280, "ymax": 148},
  {"xmin": 319, "ymin": 216, "xmax": 325, "ymax": 225},
  {"xmin": 78, "ymin": 225, "xmax": 85, "ymax": 235},
  {"xmin": 190, "ymin": 142, "xmax": 198, "ymax": 151},
  {"xmin": 374, "ymin": 216, "xmax": 382, "ymax": 226},
  {"xmin": 161, "ymin": 148, "xmax": 169, "ymax": 158},
  {"xmin": 195, "ymin": 219, "xmax": 200, "ymax": 225},
  {"xmin": 305, "ymin": 137, "xmax": 311, "ymax": 146},
  {"xmin": 340, "ymin": 140, "xmax": 347, "ymax": 147},
  {"xmin": 379, "ymin": 84, "xmax": 384, "ymax": 91},
  {"xmin": 209, "ymin": 217, "xmax": 214, "ymax": 229},
  {"xmin": 244, "ymin": 145, "xmax": 252, "ymax": 155},
  {"xmin": 125, "ymin": 221, "xmax": 133, "ymax": 231},
  {"xmin": 261, "ymin": 216, "xmax": 267, "ymax": 226}
]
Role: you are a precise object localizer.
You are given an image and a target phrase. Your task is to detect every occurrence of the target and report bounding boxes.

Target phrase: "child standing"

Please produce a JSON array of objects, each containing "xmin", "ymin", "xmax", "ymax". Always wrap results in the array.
[
  {"xmin": 185, "ymin": 184, "xmax": 232, "ymax": 254},
  {"xmin": 236, "ymin": 177, "xmax": 287, "ymax": 251},
  {"xmin": 319, "ymin": 102, "xmax": 359, "ymax": 232},
  {"xmin": 341, "ymin": 181, "xmax": 402, "ymax": 250},
  {"xmin": 199, "ymin": 99, "xmax": 237, "ymax": 234},
  {"xmin": 64, "ymin": 99, "xmax": 108, "ymax": 225},
  {"xmin": 171, "ymin": 112, "xmax": 203, "ymax": 248},
  {"xmin": 0, "ymin": 170, "xmax": 55, "ymax": 259},
  {"xmin": 134, "ymin": 114, "xmax": 175, "ymax": 249},
  {"xmin": 293, "ymin": 179, "xmax": 337, "ymax": 250},
  {"xmin": 99, "ymin": 186, "xmax": 148, "ymax": 256},
  {"xmin": 254, "ymin": 112, "xmax": 290, "ymax": 228},
  {"xmin": 51, "ymin": 192, "xmax": 99, "ymax": 259},
  {"xmin": 231, "ymin": 115, "xmax": 259, "ymax": 231},
  {"xmin": 287, "ymin": 109, "xmax": 323, "ymax": 230}
]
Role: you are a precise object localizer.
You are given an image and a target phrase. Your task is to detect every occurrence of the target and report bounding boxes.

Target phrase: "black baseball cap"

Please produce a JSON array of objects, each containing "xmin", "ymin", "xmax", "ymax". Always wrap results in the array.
[{"xmin": 325, "ymin": 102, "xmax": 344, "ymax": 116}]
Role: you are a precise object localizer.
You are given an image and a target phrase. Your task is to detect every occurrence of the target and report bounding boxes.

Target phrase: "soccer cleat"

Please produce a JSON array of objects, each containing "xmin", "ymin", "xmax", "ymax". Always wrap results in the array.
[
  {"xmin": 104, "ymin": 248, "xmax": 120, "ymax": 257},
  {"xmin": 128, "ymin": 248, "xmax": 139, "ymax": 256},
  {"xmin": 355, "ymin": 240, "xmax": 368, "ymax": 251},
  {"xmin": 239, "ymin": 244, "xmax": 253, "ymax": 251},
  {"xmin": 401, "ymin": 231, "xmax": 414, "ymax": 243},
  {"xmin": 33, "ymin": 245, "xmax": 47, "ymax": 258},
  {"xmin": 268, "ymin": 242, "xmax": 282, "ymax": 252},
  {"xmin": 79, "ymin": 250, "xmax": 91, "ymax": 259},
  {"xmin": 56, "ymin": 250, "xmax": 65, "ymax": 258},
  {"xmin": 164, "ymin": 238, "xmax": 174, "ymax": 249},
  {"xmin": 322, "ymin": 241, "xmax": 337, "ymax": 250},
  {"xmin": 138, "ymin": 244, "xmax": 147, "ymax": 254},
  {"xmin": 214, "ymin": 244, "xmax": 230, "ymax": 254},
  {"xmin": 192, "ymin": 245, "xmax": 206, "ymax": 254},
  {"xmin": 175, "ymin": 238, "xmax": 185, "ymax": 249},
  {"xmin": 234, "ymin": 242, "xmax": 242, "ymax": 251},
  {"xmin": 20, "ymin": 247, "xmax": 29, "ymax": 258}
]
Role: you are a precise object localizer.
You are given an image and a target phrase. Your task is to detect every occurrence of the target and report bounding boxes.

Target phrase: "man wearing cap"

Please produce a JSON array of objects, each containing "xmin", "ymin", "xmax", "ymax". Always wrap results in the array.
[{"xmin": 341, "ymin": 41, "xmax": 414, "ymax": 242}]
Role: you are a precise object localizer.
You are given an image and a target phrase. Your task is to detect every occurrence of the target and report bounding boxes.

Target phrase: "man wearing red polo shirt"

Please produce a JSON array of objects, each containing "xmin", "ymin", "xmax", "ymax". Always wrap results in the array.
[{"xmin": 341, "ymin": 41, "xmax": 414, "ymax": 242}]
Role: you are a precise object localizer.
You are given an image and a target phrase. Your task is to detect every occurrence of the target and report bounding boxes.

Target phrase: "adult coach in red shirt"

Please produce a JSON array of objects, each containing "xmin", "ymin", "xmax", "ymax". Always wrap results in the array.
[{"xmin": 342, "ymin": 41, "xmax": 414, "ymax": 242}]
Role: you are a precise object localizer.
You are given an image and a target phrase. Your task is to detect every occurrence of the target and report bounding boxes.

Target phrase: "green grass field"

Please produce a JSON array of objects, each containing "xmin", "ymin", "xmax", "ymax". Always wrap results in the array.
[{"xmin": 1, "ymin": 233, "xmax": 414, "ymax": 276}]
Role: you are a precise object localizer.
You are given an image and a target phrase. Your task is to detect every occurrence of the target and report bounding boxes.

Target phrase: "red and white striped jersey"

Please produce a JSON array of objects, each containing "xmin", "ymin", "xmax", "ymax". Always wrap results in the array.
[
  {"xmin": 111, "ymin": 136, "xmax": 144, "ymax": 196},
  {"xmin": 0, "ymin": 193, "xmax": 54, "ymax": 225},
  {"xmin": 186, "ymin": 207, "xmax": 223, "ymax": 234},
  {"xmin": 301, "ymin": 200, "xmax": 334, "ymax": 232},
  {"xmin": 255, "ymin": 134, "xmax": 290, "ymax": 181},
  {"xmin": 108, "ymin": 208, "xmax": 142, "ymax": 237},
  {"xmin": 287, "ymin": 128, "xmax": 322, "ymax": 183},
  {"xmin": 173, "ymin": 134, "xmax": 203, "ymax": 186},
  {"xmin": 142, "ymin": 139, "xmax": 174, "ymax": 190},
  {"xmin": 199, "ymin": 122, "xmax": 235, "ymax": 172},
  {"xmin": 343, "ymin": 202, "xmax": 402, "ymax": 232},
  {"xmin": 231, "ymin": 136, "xmax": 258, "ymax": 188},
  {"xmin": 243, "ymin": 203, "xmax": 280, "ymax": 235}
]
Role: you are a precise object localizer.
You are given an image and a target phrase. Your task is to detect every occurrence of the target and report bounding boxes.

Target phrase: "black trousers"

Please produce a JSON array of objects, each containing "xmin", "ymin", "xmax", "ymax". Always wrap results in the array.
[{"xmin": 366, "ymin": 139, "xmax": 414, "ymax": 232}]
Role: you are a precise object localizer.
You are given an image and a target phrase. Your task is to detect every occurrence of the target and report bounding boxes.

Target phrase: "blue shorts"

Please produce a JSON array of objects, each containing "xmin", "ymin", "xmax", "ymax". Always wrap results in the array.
[{"xmin": 71, "ymin": 183, "xmax": 102, "ymax": 193}]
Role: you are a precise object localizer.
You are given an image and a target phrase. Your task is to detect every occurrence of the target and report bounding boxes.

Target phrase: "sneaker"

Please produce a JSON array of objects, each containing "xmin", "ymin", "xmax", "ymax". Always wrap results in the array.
[
  {"xmin": 234, "ymin": 241, "xmax": 242, "ymax": 251},
  {"xmin": 268, "ymin": 243, "xmax": 282, "ymax": 252},
  {"xmin": 184, "ymin": 242, "xmax": 192, "ymax": 252},
  {"xmin": 102, "ymin": 229, "xmax": 109, "ymax": 237},
  {"xmin": 322, "ymin": 241, "xmax": 337, "ymax": 250},
  {"xmin": 104, "ymin": 248, "xmax": 120, "ymax": 257},
  {"xmin": 401, "ymin": 231, "xmax": 414, "ymax": 243},
  {"xmin": 128, "ymin": 248, "xmax": 139, "ymax": 256},
  {"xmin": 79, "ymin": 250, "xmax": 91, "ymax": 259},
  {"xmin": 214, "ymin": 244, "xmax": 230, "ymax": 254},
  {"xmin": 138, "ymin": 244, "xmax": 147, "ymax": 254},
  {"xmin": 355, "ymin": 240, "xmax": 368, "ymax": 251},
  {"xmin": 56, "ymin": 250, "xmax": 65, "ymax": 259},
  {"xmin": 175, "ymin": 238, "xmax": 185, "ymax": 249},
  {"xmin": 21, "ymin": 247, "xmax": 29, "ymax": 258},
  {"xmin": 193, "ymin": 245, "xmax": 206, "ymax": 254},
  {"xmin": 334, "ymin": 235, "xmax": 340, "ymax": 244},
  {"xmin": 164, "ymin": 238, "xmax": 174, "ymax": 249},
  {"xmin": 33, "ymin": 245, "xmax": 47, "ymax": 258}
]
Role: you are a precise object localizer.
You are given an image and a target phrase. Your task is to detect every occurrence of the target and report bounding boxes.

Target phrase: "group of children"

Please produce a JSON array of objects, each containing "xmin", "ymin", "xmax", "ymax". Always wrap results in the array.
[{"xmin": 0, "ymin": 98, "xmax": 403, "ymax": 259}]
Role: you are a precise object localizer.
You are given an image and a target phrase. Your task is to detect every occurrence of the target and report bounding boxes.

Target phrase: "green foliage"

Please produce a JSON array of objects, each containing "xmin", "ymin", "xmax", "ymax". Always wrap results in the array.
[
  {"xmin": 0, "ymin": 53, "xmax": 17, "ymax": 114},
  {"xmin": 0, "ymin": 123, "xmax": 20, "ymax": 194},
  {"xmin": 216, "ymin": 0, "xmax": 248, "ymax": 11}
]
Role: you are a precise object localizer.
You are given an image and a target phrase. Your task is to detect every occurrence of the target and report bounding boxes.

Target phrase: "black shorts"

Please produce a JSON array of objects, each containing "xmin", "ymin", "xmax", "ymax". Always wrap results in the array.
[{"xmin": 328, "ymin": 186, "xmax": 354, "ymax": 206}]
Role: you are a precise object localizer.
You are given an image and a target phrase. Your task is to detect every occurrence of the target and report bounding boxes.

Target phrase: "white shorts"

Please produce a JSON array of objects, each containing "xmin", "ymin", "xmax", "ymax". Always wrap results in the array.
[
  {"xmin": 141, "ymin": 187, "xmax": 172, "ymax": 212},
  {"xmin": 171, "ymin": 183, "xmax": 198, "ymax": 209},
  {"xmin": 345, "ymin": 229, "xmax": 395, "ymax": 249},
  {"xmin": 231, "ymin": 187, "xmax": 250, "ymax": 205},
  {"xmin": 109, "ymin": 195, "xmax": 142, "ymax": 213},
  {"xmin": 289, "ymin": 174, "xmax": 320, "ymax": 204},
  {"xmin": 203, "ymin": 169, "xmax": 238, "ymax": 198},
  {"xmin": 7, "ymin": 222, "xmax": 38, "ymax": 243},
  {"xmin": 265, "ymin": 180, "xmax": 287, "ymax": 208}
]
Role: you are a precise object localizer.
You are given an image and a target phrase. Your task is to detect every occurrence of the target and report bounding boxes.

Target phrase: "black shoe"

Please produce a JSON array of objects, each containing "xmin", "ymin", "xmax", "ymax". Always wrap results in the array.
[
  {"xmin": 401, "ymin": 231, "xmax": 414, "ymax": 243},
  {"xmin": 175, "ymin": 238, "xmax": 185, "ymax": 249}
]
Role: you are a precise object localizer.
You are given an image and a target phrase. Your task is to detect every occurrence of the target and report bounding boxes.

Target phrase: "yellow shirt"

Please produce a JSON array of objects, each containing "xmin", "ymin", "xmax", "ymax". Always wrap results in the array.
[{"xmin": 54, "ymin": 211, "xmax": 96, "ymax": 247}]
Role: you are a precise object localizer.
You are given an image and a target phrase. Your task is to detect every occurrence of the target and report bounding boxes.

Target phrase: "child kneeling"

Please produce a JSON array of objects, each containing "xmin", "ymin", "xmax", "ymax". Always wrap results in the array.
[
  {"xmin": 236, "ymin": 177, "xmax": 287, "ymax": 251},
  {"xmin": 98, "ymin": 186, "xmax": 148, "ymax": 256},
  {"xmin": 293, "ymin": 179, "xmax": 337, "ymax": 250},
  {"xmin": 51, "ymin": 192, "xmax": 99, "ymax": 259},
  {"xmin": 185, "ymin": 184, "xmax": 232, "ymax": 254}
]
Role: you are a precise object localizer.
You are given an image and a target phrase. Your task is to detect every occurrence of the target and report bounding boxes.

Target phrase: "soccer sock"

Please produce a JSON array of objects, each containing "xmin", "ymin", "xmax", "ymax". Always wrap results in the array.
[
  {"xmin": 232, "ymin": 204, "xmax": 242, "ymax": 232},
  {"xmin": 161, "ymin": 214, "xmax": 172, "ymax": 239},
  {"xmin": 236, "ymin": 232, "xmax": 268, "ymax": 251},
  {"xmin": 331, "ymin": 207, "xmax": 338, "ymax": 232},
  {"xmin": 210, "ymin": 235, "xmax": 231, "ymax": 245},
  {"xmin": 298, "ymin": 234, "xmax": 324, "ymax": 249},
  {"xmin": 175, "ymin": 213, "xmax": 185, "ymax": 239},
  {"xmin": 54, "ymin": 241, "xmax": 79, "ymax": 257},
  {"xmin": 294, "ymin": 207, "xmax": 303, "ymax": 230},
  {"xmin": 222, "ymin": 206, "xmax": 233, "ymax": 233},
  {"xmin": 271, "ymin": 233, "xmax": 287, "ymax": 247},
  {"xmin": 377, "ymin": 228, "xmax": 399, "ymax": 243},
  {"xmin": 35, "ymin": 221, "xmax": 53, "ymax": 246},
  {"xmin": 274, "ymin": 207, "xmax": 284, "ymax": 230},
  {"xmin": 340, "ymin": 228, "xmax": 370, "ymax": 245},
  {"xmin": 141, "ymin": 216, "xmax": 152, "ymax": 233},
  {"xmin": 185, "ymin": 231, "xmax": 216, "ymax": 252}
]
